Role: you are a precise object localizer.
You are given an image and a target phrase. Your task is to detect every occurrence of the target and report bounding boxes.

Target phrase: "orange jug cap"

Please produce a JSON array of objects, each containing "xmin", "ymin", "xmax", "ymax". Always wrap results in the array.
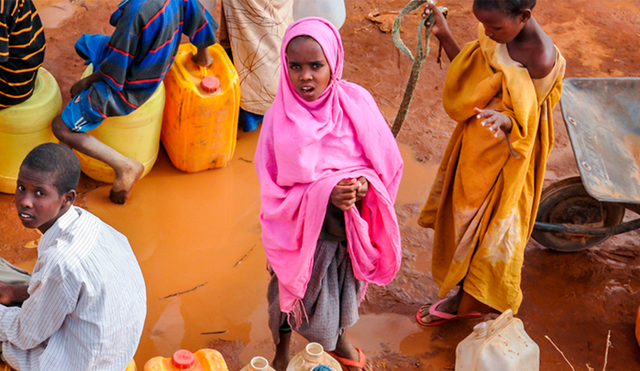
[
  {"xmin": 172, "ymin": 349, "xmax": 196, "ymax": 369},
  {"xmin": 201, "ymin": 76, "xmax": 220, "ymax": 92}
]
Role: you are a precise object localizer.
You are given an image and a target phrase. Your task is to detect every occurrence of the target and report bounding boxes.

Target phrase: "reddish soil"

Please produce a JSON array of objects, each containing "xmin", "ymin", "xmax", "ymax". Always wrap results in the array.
[{"xmin": 1, "ymin": 0, "xmax": 640, "ymax": 370}]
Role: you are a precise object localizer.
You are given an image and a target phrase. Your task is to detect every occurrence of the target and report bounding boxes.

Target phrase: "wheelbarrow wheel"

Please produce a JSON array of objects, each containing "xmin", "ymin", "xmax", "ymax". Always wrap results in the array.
[{"xmin": 532, "ymin": 177, "xmax": 625, "ymax": 252}]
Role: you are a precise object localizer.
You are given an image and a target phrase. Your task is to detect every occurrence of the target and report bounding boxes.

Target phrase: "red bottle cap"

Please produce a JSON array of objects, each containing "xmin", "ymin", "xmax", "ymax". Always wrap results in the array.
[
  {"xmin": 201, "ymin": 76, "xmax": 220, "ymax": 93},
  {"xmin": 171, "ymin": 350, "xmax": 196, "ymax": 369}
]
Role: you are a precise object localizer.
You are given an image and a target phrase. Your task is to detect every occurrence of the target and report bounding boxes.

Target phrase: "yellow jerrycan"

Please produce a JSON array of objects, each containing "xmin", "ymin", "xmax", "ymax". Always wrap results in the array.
[
  {"xmin": 144, "ymin": 349, "xmax": 229, "ymax": 371},
  {"xmin": 161, "ymin": 43, "xmax": 240, "ymax": 173},
  {"xmin": 74, "ymin": 65, "xmax": 165, "ymax": 183},
  {"xmin": 0, "ymin": 67, "xmax": 62, "ymax": 194},
  {"xmin": 286, "ymin": 343, "xmax": 342, "ymax": 371}
]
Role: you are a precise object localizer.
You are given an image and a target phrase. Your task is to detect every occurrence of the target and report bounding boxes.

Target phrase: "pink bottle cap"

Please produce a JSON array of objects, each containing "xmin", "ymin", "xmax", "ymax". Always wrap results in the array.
[
  {"xmin": 201, "ymin": 76, "xmax": 220, "ymax": 93},
  {"xmin": 172, "ymin": 350, "xmax": 196, "ymax": 369}
]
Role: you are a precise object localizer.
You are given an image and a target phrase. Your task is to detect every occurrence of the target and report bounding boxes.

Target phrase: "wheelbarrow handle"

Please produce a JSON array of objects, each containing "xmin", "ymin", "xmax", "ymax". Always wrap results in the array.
[{"xmin": 534, "ymin": 217, "xmax": 640, "ymax": 236}]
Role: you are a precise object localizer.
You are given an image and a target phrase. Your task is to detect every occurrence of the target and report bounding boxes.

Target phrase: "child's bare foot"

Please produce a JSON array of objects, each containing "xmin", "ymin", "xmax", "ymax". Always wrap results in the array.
[
  {"xmin": 110, "ymin": 160, "xmax": 144, "ymax": 204},
  {"xmin": 418, "ymin": 289, "xmax": 463, "ymax": 325}
]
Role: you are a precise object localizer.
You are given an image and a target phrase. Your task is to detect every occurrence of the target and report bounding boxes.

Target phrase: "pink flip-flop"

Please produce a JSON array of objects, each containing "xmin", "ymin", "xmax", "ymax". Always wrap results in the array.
[{"xmin": 416, "ymin": 299, "xmax": 483, "ymax": 327}]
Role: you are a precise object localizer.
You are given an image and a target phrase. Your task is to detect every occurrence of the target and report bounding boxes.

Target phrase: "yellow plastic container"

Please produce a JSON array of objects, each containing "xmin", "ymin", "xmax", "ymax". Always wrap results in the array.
[
  {"xmin": 75, "ymin": 64, "xmax": 165, "ymax": 183},
  {"xmin": 0, "ymin": 67, "xmax": 62, "ymax": 194},
  {"xmin": 161, "ymin": 43, "xmax": 240, "ymax": 173},
  {"xmin": 144, "ymin": 349, "xmax": 229, "ymax": 371},
  {"xmin": 125, "ymin": 359, "xmax": 137, "ymax": 371}
]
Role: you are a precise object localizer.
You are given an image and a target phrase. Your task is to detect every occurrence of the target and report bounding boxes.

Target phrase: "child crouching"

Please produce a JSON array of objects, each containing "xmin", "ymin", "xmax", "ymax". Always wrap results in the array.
[{"xmin": 0, "ymin": 143, "xmax": 146, "ymax": 370}]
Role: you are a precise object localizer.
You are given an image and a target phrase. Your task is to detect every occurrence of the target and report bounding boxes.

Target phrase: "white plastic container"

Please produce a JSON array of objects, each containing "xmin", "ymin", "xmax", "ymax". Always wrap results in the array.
[
  {"xmin": 455, "ymin": 309, "xmax": 539, "ymax": 371},
  {"xmin": 286, "ymin": 343, "xmax": 341, "ymax": 371},
  {"xmin": 240, "ymin": 357, "xmax": 275, "ymax": 371},
  {"xmin": 292, "ymin": 0, "xmax": 346, "ymax": 29}
]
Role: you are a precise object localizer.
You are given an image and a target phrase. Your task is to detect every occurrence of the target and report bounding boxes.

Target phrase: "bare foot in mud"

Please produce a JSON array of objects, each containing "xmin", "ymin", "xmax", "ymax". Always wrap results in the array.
[
  {"xmin": 109, "ymin": 160, "xmax": 144, "ymax": 204},
  {"xmin": 418, "ymin": 289, "xmax": 464, "ymax": 325}
]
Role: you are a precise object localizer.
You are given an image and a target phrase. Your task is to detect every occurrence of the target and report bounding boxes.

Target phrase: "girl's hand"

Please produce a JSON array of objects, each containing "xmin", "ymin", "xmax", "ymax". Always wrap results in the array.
[
  {"xmin": 356, "ymin": 177, "xmax": 368, "ymax": 201},
  {"xmin": 423, "ymin": 1, "xmax": 449, "ymax": 39},
  {"xmin": 475, "ymin": 107, "xmax": 513, "ymax": 137},
  {"xmin": 330, "ymin": 179, "xmax": 360, "ymax": 211}
]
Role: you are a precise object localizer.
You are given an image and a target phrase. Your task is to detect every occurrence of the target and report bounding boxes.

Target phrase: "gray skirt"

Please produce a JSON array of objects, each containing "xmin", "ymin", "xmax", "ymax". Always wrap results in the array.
[{"xmin": 268, "ymin": 240, "xmax": 364, "ymax": 351}]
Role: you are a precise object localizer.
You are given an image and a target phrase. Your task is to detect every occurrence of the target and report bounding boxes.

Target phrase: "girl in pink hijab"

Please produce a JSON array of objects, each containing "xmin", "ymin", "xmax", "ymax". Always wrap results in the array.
[{"xmin": 255, "ymin": 17, "xmax": 403, "ymax": 371}]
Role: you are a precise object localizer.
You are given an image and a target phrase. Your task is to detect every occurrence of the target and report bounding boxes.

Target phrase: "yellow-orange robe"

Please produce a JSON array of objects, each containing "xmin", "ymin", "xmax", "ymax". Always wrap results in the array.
[{"xmin": 419, "ymin": 25, "xmax": 566, "ymax": 313}]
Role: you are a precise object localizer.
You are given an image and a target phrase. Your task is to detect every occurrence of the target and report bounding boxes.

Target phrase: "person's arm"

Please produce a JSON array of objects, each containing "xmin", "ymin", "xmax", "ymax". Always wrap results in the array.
[
  {"xmin": 423, "ymin": 1, "xmax": 461, "ymax": 61},
  {"xmin": 0, "ymin": 282, "xmax": 29, "ymax": 306},
  {"xmin": 183, "ymin": 0, "xmax": 218, "ymax": 56},
  {"xmin": 474, "ymin": 107, "xmax": 522, "ymax": 159},
  {"xmin": 191, "ymin": 46, "xmax": 213, "ymax": 67},
  {"xmin": 0, "ymin": 267, "xmax": 77, "ymax": 349},
  {"xmin": 70, "ymin": 71, "xmax": 104, "ymax": 97}
]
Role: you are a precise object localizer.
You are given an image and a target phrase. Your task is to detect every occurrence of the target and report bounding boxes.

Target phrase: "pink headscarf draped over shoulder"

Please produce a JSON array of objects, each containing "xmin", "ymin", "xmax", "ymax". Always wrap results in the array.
[{"xmin": 255, "ymin": 17, "xmax": 404, "ymax": 317}]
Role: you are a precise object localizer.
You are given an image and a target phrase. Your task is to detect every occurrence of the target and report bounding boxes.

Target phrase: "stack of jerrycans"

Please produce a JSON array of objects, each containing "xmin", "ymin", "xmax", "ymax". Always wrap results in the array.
[{"xmin": 161, "ymin": 43, "xmax": 241, "ymax": 173}]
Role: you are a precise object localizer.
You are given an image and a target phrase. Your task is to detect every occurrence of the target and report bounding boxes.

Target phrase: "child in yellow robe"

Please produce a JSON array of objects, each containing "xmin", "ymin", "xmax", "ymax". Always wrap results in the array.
[{"xmin": 416, "ymin": 0, "xmax": 566, "ymax": 326}]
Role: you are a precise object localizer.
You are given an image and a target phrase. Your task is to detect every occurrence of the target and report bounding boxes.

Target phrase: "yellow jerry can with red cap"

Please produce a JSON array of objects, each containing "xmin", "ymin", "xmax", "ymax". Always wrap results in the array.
[
  {"xmin": 144, "ymin": 349, "xmax": 229, "ymax": 371},
  {"xmin": 161, "ymin": 43, "xmax": 240, "ymax": 173}
]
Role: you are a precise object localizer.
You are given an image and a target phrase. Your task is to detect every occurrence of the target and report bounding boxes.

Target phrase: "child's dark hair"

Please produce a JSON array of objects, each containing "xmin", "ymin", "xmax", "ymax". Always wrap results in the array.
[
  {"xmin": 474, "ymin": 0, "xmax": 536, "ymax": 18},
  {"xmin": 21, "ymin": 143, "xmax": 81, "ymax": 195}
]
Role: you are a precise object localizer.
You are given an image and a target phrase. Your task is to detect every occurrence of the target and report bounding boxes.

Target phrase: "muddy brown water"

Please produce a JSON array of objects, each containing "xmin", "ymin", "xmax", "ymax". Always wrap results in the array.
[{"xmin": 1, "ymin": 0, "xmax": 640, "ymax": 370}]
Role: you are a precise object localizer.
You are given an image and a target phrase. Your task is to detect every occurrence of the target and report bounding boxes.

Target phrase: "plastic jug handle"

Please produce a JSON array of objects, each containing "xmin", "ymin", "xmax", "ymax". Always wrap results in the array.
[
  {"xmin": 487, "ymin": 308, "xmax": 514, "ymax": 336},
  {"xmin": 200, "ymin": 65, "xmax": 207, "ymax": 78}
]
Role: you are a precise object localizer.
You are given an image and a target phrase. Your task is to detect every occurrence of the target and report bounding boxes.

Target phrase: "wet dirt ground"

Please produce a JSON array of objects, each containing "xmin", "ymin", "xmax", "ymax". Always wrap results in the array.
[{"xmin": 1, "ymin": 0, "xmax": 640, "ymax": 370}]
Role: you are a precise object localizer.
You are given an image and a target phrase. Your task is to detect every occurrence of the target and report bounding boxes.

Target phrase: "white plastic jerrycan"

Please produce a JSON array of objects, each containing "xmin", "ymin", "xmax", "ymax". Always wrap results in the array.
[
  {"xmin": 455, "ymin": 309, "xmax": 539, "ymax": 371},
  {"xmin": 293, "ymin": 0, "xmax": 346, "ymax": 29}
]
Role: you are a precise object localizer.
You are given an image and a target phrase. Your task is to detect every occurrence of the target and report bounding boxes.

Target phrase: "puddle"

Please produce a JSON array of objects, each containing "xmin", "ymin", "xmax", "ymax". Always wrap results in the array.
[
  {"xmin": 396, "ymin": 144, "xmax": 438, "ymax": 207},
  {"xmin": 35, "ymin": 0, "xmax": 81, "ymax": 29}
]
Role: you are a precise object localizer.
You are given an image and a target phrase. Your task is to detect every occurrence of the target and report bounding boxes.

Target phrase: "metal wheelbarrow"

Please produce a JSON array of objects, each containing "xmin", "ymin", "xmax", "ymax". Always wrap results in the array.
[{"xmin": 532, "ymin": 77, "xmax": 640, "ymax": 252}]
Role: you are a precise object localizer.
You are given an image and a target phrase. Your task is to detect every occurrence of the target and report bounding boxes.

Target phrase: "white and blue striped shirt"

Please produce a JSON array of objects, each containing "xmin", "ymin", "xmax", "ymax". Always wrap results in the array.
[{"xmin": 0, "ymin": 206, "xmax": 146, "ymax": 371}]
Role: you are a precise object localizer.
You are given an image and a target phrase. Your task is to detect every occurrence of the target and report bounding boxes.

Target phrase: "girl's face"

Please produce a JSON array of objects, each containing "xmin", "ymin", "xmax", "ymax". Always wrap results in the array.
[
  {"xmin": 472, "ymin": 6, "xmax": 527, "ymax": 44},
  {"xmin": 286, "ymin": 37, "xmax": 332, "ymax": 102}
]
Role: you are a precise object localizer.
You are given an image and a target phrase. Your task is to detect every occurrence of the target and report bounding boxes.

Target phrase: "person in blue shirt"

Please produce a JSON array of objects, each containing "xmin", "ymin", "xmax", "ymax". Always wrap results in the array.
[{"xmin": 53, "ymin": 0, "xmax": 218, "ymax": 204}]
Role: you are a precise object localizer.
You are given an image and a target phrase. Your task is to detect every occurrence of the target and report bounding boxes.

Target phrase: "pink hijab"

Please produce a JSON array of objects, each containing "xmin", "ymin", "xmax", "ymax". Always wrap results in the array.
[{"xmin": 255, "ymin": 17, "xmax": 404, "ymax": 318}]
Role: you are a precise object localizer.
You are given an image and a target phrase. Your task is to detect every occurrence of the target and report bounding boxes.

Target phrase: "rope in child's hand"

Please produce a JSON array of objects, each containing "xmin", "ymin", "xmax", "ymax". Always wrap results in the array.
[{"xmin": 391, "ymin": 0, "xmax": 448, "ymax": 138}]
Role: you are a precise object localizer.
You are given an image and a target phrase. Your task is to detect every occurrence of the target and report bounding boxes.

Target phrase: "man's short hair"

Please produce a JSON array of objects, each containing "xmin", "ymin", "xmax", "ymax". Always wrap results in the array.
[{"xmin": 21, "ymin": 143, "xmax": 81, "ymax": 195}]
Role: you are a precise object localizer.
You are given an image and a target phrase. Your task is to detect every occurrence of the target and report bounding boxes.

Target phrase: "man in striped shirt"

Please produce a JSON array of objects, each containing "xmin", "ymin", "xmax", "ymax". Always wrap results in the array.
[
  {"xmin": 52, "ymin": 0, "xmax": 218, "ymax": 204},
  {"xmin": 0, "ymin": 0, "xmax": 46, "ymax": 108},
  {"xmin": 0, "ymin": 143, "xmax": 147, "ymax": 371}
]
